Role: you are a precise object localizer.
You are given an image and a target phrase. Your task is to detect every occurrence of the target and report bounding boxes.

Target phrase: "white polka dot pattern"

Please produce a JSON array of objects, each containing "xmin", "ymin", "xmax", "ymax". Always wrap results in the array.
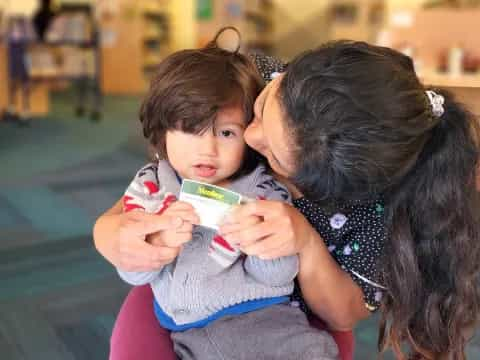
[
  {"xmin": 248, "ymin": 53, "xmax": 287, "ymax": 83},
  {"xmin": 291, "ymin": 197, "xmax": 386, "ymax": 313}
]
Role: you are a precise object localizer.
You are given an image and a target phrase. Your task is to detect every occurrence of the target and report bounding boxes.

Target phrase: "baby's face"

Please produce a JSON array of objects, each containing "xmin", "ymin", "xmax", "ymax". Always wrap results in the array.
[{"xmin": 165, "ymin": 104, "xmax": 248, "ymax": 187}]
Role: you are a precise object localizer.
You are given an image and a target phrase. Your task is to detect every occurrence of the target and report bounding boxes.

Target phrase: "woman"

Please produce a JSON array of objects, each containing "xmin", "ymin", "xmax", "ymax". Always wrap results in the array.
[{"xmin": 94, "ymin": 41, "xmax": 480, "ymax": 359}]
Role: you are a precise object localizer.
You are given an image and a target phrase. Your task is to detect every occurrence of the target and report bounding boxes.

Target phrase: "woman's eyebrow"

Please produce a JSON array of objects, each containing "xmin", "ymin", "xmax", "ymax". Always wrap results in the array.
[
  {"xmin": 224, "ymin": 122, "xmax": 246, "ymax": 129},
  {"xmin": 216, "ymin": 118, "xmax": 246, "ymax": 129}
]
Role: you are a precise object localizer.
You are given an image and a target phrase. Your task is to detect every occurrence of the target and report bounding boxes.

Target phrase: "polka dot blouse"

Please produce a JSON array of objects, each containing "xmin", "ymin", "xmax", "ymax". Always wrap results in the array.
[
  {"xmin": 291, "ymin": 197, "xmax": 386, "ymax": 314},
  {"xmin": 247, "ymin": 52, "xmax": 386, "ymax": 313}
]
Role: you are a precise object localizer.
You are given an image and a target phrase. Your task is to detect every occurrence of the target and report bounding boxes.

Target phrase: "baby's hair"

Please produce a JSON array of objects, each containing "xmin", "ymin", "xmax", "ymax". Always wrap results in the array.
[{"xmin": 140, "ymin": 27, "xmax": 264, "ymax": 177}]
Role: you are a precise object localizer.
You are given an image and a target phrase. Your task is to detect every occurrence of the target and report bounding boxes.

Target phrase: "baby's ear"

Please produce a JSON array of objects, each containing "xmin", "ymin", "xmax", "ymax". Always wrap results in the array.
[{"xmin": 147, "ymin": 144, "xmax": 166, "ymax": 163}]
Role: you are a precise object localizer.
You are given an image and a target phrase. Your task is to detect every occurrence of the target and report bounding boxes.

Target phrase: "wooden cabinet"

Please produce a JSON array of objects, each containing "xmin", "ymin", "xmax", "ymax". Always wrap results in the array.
[
  {"xmin": 100, "ymin": 0, "xmax": 171, "ymax": 95},
  {"xmin": 100, "ymin": 0, "xmax": 277, "ymax": 94}
]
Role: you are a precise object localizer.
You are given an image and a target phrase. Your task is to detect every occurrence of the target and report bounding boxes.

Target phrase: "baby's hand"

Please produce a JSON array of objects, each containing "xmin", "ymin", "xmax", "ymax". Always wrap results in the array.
[{"xmin": 147, "ymin": 201, "xmax": 200, "ymax": 248}]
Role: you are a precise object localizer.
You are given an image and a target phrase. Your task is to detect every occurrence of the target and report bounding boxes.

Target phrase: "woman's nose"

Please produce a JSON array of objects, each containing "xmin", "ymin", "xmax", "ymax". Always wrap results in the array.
[{"xmin": 244, "ymin": 120, "xmax": 264, "ymax": 154}]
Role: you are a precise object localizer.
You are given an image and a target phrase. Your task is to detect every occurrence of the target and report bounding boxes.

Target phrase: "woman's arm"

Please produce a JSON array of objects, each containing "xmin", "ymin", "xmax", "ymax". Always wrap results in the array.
[
  {"xmin": 93, "ymin": 199, "xmax": 124, "ymax": 265},
  {"xmin": 220, "ymin": 200, "xmax": 370, "ymax": 330},
  {"xmin": 297, "ymin": 228, "xmax": 370, "ymax": 330},
  {"xmin": 93, "ymin": 198, "xmax": 198, "ymax": 272}
]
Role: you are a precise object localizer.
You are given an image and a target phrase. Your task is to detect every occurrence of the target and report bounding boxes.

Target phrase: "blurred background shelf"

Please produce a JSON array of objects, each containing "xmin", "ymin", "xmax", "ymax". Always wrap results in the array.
[
  {"xmin": 381, "ymin": 8, "xmax": 480, "ymax": 115},
  {"xmin": 327, "ymin": 0, "xmax": 386, "ymax": 43},
  {"xmin": 420, "ymin": 71, "xmax": 480, "ymax": 88},
  {"xmin": 100, "ymin": 0, "xmax": 171, "ymax": 95}
]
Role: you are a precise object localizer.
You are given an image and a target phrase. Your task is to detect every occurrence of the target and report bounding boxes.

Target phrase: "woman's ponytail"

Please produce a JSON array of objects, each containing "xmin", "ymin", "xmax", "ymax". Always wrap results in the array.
[{"xmin": 380, "ymin": 90, "xmax": 480, "ymax": 359}]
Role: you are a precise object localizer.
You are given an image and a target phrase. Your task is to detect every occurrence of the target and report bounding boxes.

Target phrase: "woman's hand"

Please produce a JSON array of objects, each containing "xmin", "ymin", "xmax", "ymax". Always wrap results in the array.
[
  {"xmin": 147, "ymin": 201, "xmax": 199, "ymax": 248},
  {"xmin": 93, "ymin": 200, "xmax": 199, "ymax": 272},
  {"xmin": 219, "ymin": 200, "xmax": 316, "ymax": 259}
]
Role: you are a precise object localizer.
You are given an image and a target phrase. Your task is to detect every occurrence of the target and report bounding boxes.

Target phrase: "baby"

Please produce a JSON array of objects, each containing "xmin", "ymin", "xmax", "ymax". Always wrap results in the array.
[{"xmin": 116, "ymin": 40, "xmax": 339, "ymax": 360}]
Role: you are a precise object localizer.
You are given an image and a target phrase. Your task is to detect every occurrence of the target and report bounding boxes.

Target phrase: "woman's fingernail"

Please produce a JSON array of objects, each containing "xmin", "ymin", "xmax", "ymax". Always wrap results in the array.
[{"xmin": 172, "ymin": 216, "xmax": 183, "ymax": 227}]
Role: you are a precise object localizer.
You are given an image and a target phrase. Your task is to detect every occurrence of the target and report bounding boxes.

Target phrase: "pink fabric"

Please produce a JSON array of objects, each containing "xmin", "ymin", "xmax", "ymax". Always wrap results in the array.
[
  {"xmin": 110, "ymin": 285, "xmax": 175, "ymax": 360},
  {"xmin": 110, "ymin": 285, "xmax": 354, "ymax": 360},
  {"xmin": 309, "ymin": 315, "xmax": 355, "ymax": 360}
]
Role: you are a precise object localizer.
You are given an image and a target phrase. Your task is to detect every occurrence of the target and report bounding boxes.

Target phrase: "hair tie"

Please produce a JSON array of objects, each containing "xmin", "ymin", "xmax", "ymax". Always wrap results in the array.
[
  {"xmin": 425, "ymin": 90, "xmax": 445, "ymax": 118},
  {"xmin": 212, "ymin": 26, "xmax": 241, "ymax": 53}
]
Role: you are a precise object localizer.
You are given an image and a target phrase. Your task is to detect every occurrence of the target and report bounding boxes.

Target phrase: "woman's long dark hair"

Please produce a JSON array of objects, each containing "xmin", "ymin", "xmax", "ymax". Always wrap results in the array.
[
  {"xmin": 380, "ymin": 90, "xmax": 480, "ymax": 360},
  {"xmin": 280, "ymin": 40, "xmax": 480, "ymax": 359}
]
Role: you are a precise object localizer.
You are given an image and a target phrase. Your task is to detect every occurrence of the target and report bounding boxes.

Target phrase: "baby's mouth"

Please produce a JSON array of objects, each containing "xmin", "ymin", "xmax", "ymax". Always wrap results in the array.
[{"xmin": 193, "ymin": 164, "xmax": 218, "ymax": 178}]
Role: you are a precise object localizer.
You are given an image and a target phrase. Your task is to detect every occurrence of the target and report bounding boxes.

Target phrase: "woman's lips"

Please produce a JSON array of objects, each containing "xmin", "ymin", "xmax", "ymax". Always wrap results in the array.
[{"xmin": 193, "ymin": 164, "xmax": 217, "ymax": 178}]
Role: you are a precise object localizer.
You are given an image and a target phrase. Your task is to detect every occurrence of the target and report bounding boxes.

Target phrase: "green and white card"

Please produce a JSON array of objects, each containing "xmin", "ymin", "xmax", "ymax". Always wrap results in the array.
[{"xmin": 179, "ymin": 180, "xmax": 243, "ymax": 230}]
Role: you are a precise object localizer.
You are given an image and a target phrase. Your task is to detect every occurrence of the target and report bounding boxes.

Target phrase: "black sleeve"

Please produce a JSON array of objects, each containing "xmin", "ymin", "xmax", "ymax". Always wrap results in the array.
[
  {"xmin": 332, "ymin": 224, "xmax": 385, "ymax": 312},
  {"xmin": 292, "ymin": 197, "xmax": 386, "ymax": 312}
]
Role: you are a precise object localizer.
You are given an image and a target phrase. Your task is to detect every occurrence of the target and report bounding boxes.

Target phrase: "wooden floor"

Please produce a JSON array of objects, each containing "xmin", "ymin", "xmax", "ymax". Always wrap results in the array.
[{"xmin": 0, "ymin": 93, "xmax": 478, "ymax": 359}]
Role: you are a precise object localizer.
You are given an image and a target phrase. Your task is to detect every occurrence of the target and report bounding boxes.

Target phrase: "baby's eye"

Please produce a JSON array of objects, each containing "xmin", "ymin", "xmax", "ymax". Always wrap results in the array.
[{"xmin": 220, "ymin": 130, "xmax": 235, "ymax": 138}]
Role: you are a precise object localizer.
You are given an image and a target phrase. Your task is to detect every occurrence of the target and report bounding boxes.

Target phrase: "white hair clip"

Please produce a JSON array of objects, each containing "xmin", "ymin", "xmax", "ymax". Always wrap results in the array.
[
  {"xmin": 270, "ymin": 71, "xmax": 281, "ymax": 80},
  {"xmin": 425, "ymin": 90, "xmax": 445, "ymax": 118}
]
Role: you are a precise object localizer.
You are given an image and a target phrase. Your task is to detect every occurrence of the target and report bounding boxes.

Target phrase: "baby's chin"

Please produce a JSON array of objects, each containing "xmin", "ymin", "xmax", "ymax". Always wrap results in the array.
[
  {"xmin": 179, "ymin": 168, "xmax": 236, "ymax": 187},
  {"xmin": 187, "ymin": 174, "xmax": 229, "ymax": 187}
]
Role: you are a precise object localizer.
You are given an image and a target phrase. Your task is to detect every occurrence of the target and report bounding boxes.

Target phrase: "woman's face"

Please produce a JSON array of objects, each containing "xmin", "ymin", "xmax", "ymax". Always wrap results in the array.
[{"xmin": 244, "ymin": 75, "xmax": 298, "ymax": 178}]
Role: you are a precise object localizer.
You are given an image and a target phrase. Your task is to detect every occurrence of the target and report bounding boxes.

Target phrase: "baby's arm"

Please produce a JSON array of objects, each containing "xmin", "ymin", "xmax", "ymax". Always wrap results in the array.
[
  {"xmin": 244, "ymin": 255, "xmax": 298, "ymax": 286},
  {"xmin": 117, "ymin": 268, "xmax": 163, "ymax": 286},
  {"xmin": 243, "ymin": 168, "xmax": 299, "ymax": 286},
  {"xmin": 117, "ymin": 163, "xmax": 175, "ymax": 285}
]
